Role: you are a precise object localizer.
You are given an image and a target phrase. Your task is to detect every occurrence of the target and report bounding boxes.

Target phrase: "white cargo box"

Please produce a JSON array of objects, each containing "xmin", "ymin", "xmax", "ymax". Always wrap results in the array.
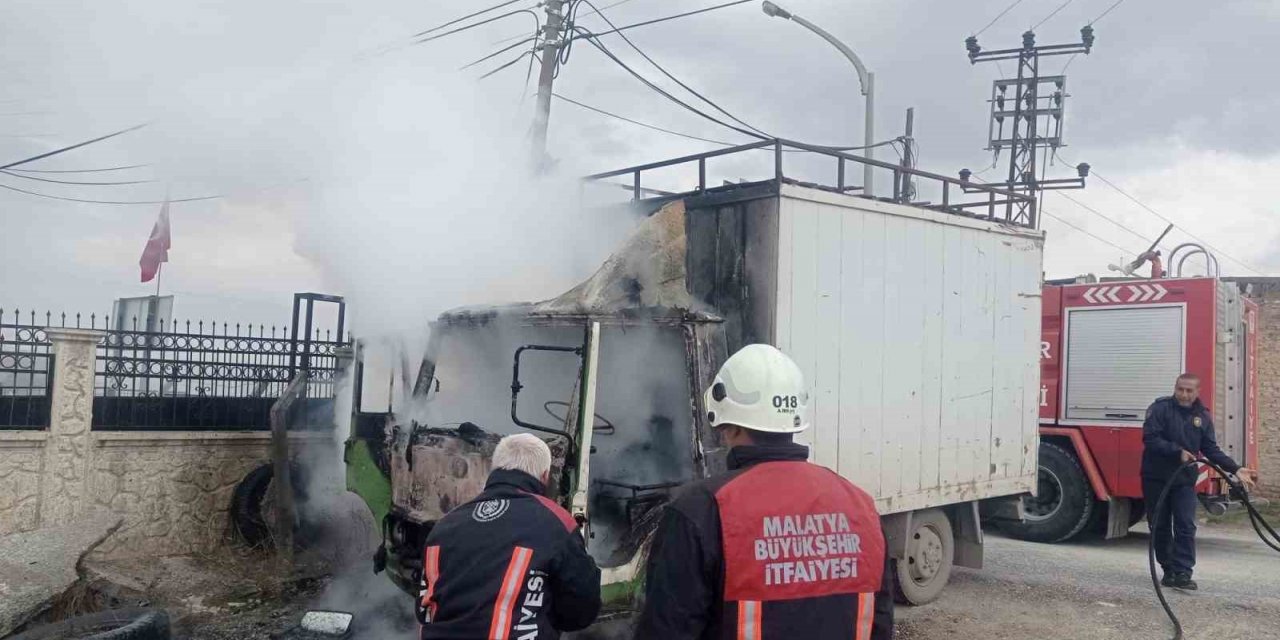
[{"xmin": 765, "ymin": 184, "xmax": 1044, "ymax": 514}]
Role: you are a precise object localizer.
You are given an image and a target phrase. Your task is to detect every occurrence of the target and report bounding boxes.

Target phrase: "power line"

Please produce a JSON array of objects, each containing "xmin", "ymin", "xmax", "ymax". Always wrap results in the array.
[
  {"xmin": 414, "ymin": 9, "xmax": 541, "ymax": 46},
  {"xmin": 1091, "ymin": 0, "xmax": 1128, "ymax": 24},
  {"xmin": 480, "ymin": 51, "xmax": 539, "ymax": 80},
  {"xmin": 460, "ymin": 35, "xmax": 538, "ymax": 70},
  {"xmin": 0, "ymin": 170, "xmax": 151, "ymax": 187},
  {"xmin": 0, "ymin": 181, "xmax": 223, "ymax": 205},
  {"xmin": 1059, "ymin": 0, "xmax": 1128, "ymax": 72},
  {"xmin": 1087, "ymin": 170, "xmax": 1267, "ymax": 276},
  {"xmin": 1032, "ymin": 0, "xmax": 1078, "ymax": 30},
  {"xmin": 973, "ymin": 0, "xmax": 1029, "ymax": 36},
  {"xmin": 409, "ymin": 0, "xmax": 528, "ymax": 40},
  {"xmin": 972, "ymin": 175, "xmax": 1136, "ymax": 254},
  {"xmin": 575, "ymin": 0, "xmax": 768, "ymax": 137},
  {"xmin": 566, "ymin": 0, "xmax": 753, "ymax": 42},
  {"xmin": 1051, "ymin": 189, "xmax": 1153, "ymax": 246},
  {"xmin": 577, "ymin": 34, "xmax": 766, "ymax": 139},
  {"xmin": 490, "ymin": 0, "xmax": 646, "ymax": 46},
  {"xmin": 0, "ymin": 123, "xmax": 147, "ymax": 171},
  {"xmin": 8, "ymin": 163, "xmax": 149, "ymax": 174},
  {"xmin": 1042, "ymin": 207, "xmax": 1138, "ymax": 254},
  {"xmin": 554, "ymin": 92, "xmax": 736, "ymax": 145}
]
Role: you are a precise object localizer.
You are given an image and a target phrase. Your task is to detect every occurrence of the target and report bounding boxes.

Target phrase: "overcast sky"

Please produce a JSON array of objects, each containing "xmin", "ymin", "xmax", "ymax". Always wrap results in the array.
[{"xmin": 1, "ymin": 0, "xmax": 1277, "ymax": 337}]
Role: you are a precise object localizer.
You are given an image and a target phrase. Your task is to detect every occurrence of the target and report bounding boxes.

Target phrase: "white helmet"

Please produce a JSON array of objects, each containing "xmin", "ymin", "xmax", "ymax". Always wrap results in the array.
[{"xmin": 704, "ymin": 344, "xmax": 810, "ymax": 433}]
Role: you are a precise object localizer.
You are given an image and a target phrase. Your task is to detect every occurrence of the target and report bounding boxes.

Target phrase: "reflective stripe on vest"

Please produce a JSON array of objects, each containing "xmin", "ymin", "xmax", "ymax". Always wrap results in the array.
[
  {"xmin": 488, "ymin": 546, "xmax": 533, "ymax": 640},
  {"xmin": 736, "ymin": 600, "xmax": 762, "ymax": 640},
  {"xmin": 855, "ymin": 592, "xmax": 875, "ymax": 640},
  {"xmin": 421, "ymin": 545, "xmax": 441, "ymax": 621}
]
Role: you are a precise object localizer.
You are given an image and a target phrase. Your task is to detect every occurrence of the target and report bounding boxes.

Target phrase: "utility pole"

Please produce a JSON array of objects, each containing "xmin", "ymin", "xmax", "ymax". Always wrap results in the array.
[
  {"xmin": 963, "ymin": 27, "xmax": 1095, "ymax": 227},
  {"xmin": 898, "ymin": 107, "xmax": 914, "ymax": 202},
  {"xmin": 531, "ymin": 0, "xmax": 567, "ymax": 163}
]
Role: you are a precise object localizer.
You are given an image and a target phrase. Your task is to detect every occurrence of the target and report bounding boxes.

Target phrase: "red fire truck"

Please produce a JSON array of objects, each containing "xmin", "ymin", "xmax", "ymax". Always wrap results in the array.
[{"xmin": 1001, "ymin": 273, "xmax": 1260, "ymax": 542}]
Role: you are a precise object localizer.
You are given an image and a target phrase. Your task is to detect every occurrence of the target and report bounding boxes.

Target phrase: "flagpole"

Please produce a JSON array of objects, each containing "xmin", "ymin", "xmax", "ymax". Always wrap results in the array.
[{"xmin": 155, "ymin": 262, "xmax": 162, "ymax": 298}]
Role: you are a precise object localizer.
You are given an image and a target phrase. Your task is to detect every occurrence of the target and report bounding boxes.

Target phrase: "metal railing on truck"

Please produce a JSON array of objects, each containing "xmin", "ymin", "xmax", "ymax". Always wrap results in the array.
[{"xmin": 583, "ymin": 138, "xmax": 1039, "ymax": 229}]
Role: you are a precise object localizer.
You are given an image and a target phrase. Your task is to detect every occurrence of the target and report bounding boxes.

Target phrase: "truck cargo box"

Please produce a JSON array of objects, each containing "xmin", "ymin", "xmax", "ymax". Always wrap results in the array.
[{"xmin": 681, "ymin": 182, "xmax": 1045, "ymax": 514}]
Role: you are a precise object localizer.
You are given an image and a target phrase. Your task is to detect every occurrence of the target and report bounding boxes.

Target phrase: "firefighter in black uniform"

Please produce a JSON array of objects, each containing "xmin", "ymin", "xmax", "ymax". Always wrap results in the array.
[
  {"xmin": 637, "ymin": 344, "xmax": 893, "ymax": 640},
  {"xmin": 1142, "ymin": 373, "xmax": 1257, "ymax": 591},
  {"xmin": 417, "ymin": 433, "xmax": 601, "ymax": 639}
]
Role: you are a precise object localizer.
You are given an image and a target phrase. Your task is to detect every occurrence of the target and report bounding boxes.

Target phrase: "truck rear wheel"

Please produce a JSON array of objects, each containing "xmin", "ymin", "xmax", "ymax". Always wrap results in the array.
[
  {"xmin": 893, "ymin": 509, "xmax": 954, "ymax": 605},
  {"xmin": 1002, "ymin": 442, "xmax": 1094, "ymax": 543}
]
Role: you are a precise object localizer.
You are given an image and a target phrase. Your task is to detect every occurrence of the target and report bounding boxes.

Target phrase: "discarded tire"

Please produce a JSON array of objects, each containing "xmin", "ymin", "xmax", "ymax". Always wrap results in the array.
[
  {"xmin": 9, "ymin": 608, "xmax": 170, "ymax": 640},
  {"xmin": 230, "ymin": 462, "xmax": 308, "ymax": 548}
]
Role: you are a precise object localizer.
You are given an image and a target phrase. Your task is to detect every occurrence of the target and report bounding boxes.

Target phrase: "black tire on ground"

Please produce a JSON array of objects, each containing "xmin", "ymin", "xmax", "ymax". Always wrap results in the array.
[
  {"xmin": 9, "ymin": 608, "xmax": 170, "ymax": 640},
  {"xmin": 230, "ymin": 462, "xmax": 310, "ymax": 549},
  {"xmin": 892, "ymin": 508, "xmax": 954, "ymax": 606},
  {"xmin": 230, "ymin": 463, "xmax": 275, "ymax": 548},
  {"xmin": 1000, "ymin": 442, "xmax": 1095, "ymax": 543}
]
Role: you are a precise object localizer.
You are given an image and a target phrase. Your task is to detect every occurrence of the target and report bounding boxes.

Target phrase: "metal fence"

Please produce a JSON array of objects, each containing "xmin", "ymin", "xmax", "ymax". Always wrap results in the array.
[
  {"xmin": 0, "ymin": 310, "xmax": 54, "ymax": 429},
  {"xmin": 0, "ymin": 309, "xmax": 349, "ymax": 431}
]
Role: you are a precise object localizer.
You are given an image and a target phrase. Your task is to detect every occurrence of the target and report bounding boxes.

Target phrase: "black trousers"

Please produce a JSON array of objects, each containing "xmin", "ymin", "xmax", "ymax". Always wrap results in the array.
[{"xmin": 1142, "ymin": 478, "xmax": 1198, "ymax": 576}]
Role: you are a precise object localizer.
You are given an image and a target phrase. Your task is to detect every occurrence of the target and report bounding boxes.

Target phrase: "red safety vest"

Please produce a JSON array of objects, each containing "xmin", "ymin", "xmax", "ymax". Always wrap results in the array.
[{"xmin": 715, "ymin": 460, "xmax": 885, "ymax": 639}]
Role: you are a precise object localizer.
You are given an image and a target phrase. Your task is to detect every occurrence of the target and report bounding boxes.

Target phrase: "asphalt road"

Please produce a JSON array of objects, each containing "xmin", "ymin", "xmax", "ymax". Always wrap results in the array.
[{"xmin": 897, "ymin": 522, "xmax": 1280, "ymax": 640}]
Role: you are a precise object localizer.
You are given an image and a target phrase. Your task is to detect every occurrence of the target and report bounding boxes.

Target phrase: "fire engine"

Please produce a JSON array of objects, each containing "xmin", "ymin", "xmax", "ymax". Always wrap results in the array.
[{"xmin": 1000, "ymin": 247, "xmax": 1261, "ymax": 542}]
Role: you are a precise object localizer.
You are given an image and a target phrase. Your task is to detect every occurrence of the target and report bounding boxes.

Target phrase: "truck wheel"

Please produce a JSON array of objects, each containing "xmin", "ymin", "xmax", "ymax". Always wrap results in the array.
[
  {"xmin": 1001, "ymin": 442, "xmax": 1094, "ymax": 543},
  {"xmin": 892, "ymin": 509, "xmax": 953, "ymax": 605}
]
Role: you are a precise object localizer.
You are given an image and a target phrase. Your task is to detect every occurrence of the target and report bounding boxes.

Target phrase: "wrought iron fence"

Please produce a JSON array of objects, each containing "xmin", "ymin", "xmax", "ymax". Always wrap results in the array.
[
  {"xmin": 0, "ymin": 310, "xmax": 54, "ymax": 429},
  {"xmin": 0, "ymin": 309, "xmax": 350, "ymax": 431}
]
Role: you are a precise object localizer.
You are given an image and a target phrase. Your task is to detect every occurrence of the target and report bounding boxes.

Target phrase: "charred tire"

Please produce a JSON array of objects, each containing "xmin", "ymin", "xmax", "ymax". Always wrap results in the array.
[
  {"xmin": 9, "ymin": 608, "xmax": 170, "ymax": 640},
  {"xmin": 1001, "ymin": 442, "xmax": 1094, "ymax": 543},
  {"xmin": 892, "ymin": 509, "xmax": 954, "ymax": 606},
  {"xmin": 230, "ymin": 462, "xmax": 307, "ymax": 549}
]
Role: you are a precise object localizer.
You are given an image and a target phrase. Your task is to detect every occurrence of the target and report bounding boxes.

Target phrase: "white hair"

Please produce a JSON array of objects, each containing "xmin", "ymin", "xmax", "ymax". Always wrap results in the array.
[{"xmin": 492, "ymin": 433, "xmax": 552, "ymax": 479}]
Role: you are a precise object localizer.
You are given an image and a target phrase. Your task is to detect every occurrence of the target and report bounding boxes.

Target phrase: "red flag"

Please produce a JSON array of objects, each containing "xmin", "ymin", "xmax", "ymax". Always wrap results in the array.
[{"xmin": 139, "ymin": 201, "xmax": 170, "ymax": 283}]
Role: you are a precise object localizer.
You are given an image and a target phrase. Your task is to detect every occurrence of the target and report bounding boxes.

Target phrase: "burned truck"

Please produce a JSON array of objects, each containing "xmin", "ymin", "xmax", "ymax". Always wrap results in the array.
[{"xmin": 345, "ymin": 141, "xmax": 1046, "ymax": 613}]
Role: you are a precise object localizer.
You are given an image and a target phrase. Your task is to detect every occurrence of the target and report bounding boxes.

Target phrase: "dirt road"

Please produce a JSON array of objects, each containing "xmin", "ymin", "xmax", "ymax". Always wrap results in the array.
[{"xmin": 897, "ymin": 522, "xmax": 1280, "ymax": 640}]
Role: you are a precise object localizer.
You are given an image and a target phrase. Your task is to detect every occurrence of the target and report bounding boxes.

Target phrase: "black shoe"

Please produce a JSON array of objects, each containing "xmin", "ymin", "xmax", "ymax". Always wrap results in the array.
[
  {"xmin": 1161, "ymin": 573, "xmax": 1176, "ymax": 588},
  {"xmin": 1171, "ymin": 573, "xmax": 1198, "ymax": 591}
]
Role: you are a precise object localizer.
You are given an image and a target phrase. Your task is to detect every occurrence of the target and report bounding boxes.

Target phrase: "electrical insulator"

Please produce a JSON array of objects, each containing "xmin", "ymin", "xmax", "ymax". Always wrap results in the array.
[
  {"xmin": 1022, "ymin": 30, "xmax": 1036, "ymax": 49},
  {"xmin": 959, "ymin": 168, "xmax": 972, "ymax": 182},
  {"xmin": 1081, "ymin": 25, "xmax": 1095, "ymax": 50},
  {"xmin": 965, "ymin": 35, "xmax": 981, "ymax": 59}
]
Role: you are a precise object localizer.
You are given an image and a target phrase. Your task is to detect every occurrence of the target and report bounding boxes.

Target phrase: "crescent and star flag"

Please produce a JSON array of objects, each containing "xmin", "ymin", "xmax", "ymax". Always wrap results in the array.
[{"xmin": 139, "ymin": 200, "xmax": 171, "ymax": 283}]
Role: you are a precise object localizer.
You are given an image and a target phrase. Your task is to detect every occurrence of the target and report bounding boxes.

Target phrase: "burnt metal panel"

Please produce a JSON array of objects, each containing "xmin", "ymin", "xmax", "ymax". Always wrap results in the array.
[{"xmin": 684, "ymin": 192, "xmax": 781, "ymax": 357}]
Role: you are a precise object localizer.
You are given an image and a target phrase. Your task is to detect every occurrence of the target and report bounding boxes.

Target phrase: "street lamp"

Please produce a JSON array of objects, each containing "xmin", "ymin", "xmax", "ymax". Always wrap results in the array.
[{"xmin": 762, "ymin": 1, "xmax": 876, "ymax": 197}]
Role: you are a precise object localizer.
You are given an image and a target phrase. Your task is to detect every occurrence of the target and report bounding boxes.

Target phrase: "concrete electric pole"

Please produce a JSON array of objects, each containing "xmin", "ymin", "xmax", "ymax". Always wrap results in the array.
[{"xmin": 531, "ymin": 0, "xmax": 567, "ymax": 163}]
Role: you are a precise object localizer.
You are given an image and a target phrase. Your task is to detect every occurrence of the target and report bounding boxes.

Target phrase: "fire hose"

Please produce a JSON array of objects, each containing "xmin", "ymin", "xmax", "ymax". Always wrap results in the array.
[{"xmin": 1149, "ymin": 459, "xmax": 1280, "ymax": 639}]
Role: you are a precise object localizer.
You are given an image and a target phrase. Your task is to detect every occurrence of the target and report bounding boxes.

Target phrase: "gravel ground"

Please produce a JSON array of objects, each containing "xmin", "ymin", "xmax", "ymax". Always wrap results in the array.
[{"xmin": 897, "ymin": 520, "xmax": 1280, "ymax": 640}]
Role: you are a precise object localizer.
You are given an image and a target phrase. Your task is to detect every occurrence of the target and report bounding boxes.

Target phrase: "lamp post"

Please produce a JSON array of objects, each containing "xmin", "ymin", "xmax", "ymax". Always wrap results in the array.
[{"xmin": 762, "ymin": 1, "xmax": 875, "ymax": 197}]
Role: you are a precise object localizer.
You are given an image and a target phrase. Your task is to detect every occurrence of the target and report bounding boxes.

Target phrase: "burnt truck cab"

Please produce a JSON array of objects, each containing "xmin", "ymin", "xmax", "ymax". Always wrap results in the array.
[{"xmin": 353, "ymin": 201, "xmax": 731, "ymax": 608}]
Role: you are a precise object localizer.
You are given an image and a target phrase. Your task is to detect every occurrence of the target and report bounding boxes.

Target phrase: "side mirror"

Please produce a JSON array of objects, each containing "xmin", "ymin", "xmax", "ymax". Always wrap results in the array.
[{"xmin": 300, "ymin": 611, "xmax": 354, "ymax": 637}]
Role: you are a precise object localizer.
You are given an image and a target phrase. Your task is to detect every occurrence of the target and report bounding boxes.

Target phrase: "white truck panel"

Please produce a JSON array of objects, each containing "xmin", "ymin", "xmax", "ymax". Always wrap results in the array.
[{"xmin": 775, "ymin": 184, "xmax": 1044, "ymax": 514}]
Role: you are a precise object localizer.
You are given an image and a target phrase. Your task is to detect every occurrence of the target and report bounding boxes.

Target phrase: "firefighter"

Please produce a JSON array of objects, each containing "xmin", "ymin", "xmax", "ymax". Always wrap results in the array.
[
  {"xmin": 636, "ymin": 344, "xmax": 893, "ymax": 639},
  {"xmin": 1142, "ymin": 373, "xmax": 1258, "ymax": 591},
  {"xmin": 416, "ymin": 433, "xmax": 601, "ymax": 639}
]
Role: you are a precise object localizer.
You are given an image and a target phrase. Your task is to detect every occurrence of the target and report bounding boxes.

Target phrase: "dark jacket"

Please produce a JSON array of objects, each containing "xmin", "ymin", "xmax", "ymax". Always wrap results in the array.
[
  {"xmin": 635, "ymin": 443, "xmax": 894, "ymax": 640},
  {"xmin": 418, "ymin": 468, "xmax": 601, "ymax": 640},
  {"xmin": 1141, "ymin": 396, "xmax": 1240, "ymax": 484}
]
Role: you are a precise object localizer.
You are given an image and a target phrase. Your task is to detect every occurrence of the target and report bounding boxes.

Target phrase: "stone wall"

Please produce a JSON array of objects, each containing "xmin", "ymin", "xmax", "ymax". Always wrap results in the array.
[
  {"xmin": 0, "ymin": 327, "xmax": 342, "ymax": 558},
  {"xmin": 0, "ymin": 433, "xmax": 44, "ymax": 534},
  {"xmin": 0, "ymin": 429, "xmax": 333, "ymax": 557}
]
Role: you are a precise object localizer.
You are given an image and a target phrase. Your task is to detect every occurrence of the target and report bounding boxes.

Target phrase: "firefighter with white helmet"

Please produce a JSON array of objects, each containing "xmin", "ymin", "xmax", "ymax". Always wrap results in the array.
[{"xmin": 636, "ymin": 344, "xmax": 893, "ymax": 639}]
